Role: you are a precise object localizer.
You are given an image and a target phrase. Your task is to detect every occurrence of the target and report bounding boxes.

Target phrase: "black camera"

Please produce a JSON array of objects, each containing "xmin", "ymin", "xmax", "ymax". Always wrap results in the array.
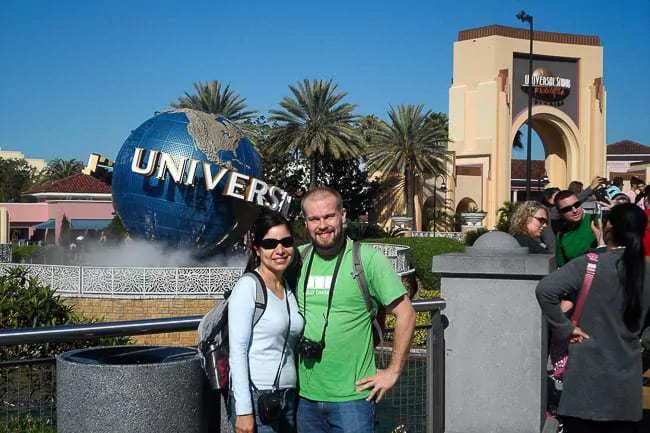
[
  {"xmin": 593, "ymin": 186, "xmax": 609, "ymax": 202},
  {"xmin": 257, "ymin": 390, "xmax": 284, "ymax": 424},
  {"xmin": 298, "ymin": 337, "xmax": 324, "ymax": 360}
]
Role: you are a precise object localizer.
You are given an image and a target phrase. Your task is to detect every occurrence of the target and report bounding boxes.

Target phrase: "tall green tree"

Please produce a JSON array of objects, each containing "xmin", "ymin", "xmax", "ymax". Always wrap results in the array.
[
  {"xmin": 40, "ymin": 158, "xmax": 84, "ymax": 183},
  {"xmin": 314, "ymin": 157, "xmax": 375, "ymax": 221},
  {"xmin": 268, "ymin": 79, "xmax": 362, "ymax": 186},
  {"xmin": 0, "ymin": 158, "xmax": 36, "ymax": 202},
  {"xmin": 59, "ymin": 215, "xmax": 71, "ymax": 247},
  {"xmin": 171, "ymin": 80, "xmax": 256, "ymax": 122},
  {"xmin": 357, "ymin": 114, "xmax": 383, "ymax": 148},
  {"xmin": 367, "ymin": 105, "xmax": 449, "ymax": 220}
]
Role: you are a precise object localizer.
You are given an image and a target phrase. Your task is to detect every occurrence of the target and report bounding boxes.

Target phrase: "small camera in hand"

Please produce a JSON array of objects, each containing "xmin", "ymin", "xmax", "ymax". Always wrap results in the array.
[
  {"xmin": 298, "ymin": 337, "xmax": 324, "ymax": 360},
  {"xmin": 594, "ymin": 187, "xmax": 609, "ymax": 202}
]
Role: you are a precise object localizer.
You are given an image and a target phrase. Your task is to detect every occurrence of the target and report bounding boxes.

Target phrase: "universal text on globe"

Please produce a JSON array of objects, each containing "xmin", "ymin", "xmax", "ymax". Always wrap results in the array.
[{"xmin": 131, "ymin": 147, "xmax": 292, "ymax": 215}]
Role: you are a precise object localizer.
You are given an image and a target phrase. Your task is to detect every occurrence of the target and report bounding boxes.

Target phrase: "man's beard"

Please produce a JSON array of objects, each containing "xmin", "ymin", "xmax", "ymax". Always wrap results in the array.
[{"xmin": 311, "ymin": 230, "xmax": 345, "ymax": 259}]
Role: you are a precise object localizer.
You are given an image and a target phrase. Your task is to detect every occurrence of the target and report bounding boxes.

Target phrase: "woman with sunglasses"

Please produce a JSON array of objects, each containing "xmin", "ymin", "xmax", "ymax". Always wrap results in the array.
[
  {"xmin": 536, "ymin": 204, "xmax": 649, "ymax": 433},
  {"xmin": 509, "ymin": 201, "xmax": 551, "ymax": 253},
  {"xmin": 228, "ymin": 210, "xmax": 304, "ymax": 433}
]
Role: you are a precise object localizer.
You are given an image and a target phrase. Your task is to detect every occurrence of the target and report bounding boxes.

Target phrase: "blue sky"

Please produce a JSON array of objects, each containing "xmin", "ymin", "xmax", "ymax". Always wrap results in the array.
[{"xmin": 1, "ymin": 0, "xmax": 648, "ymax": 163}]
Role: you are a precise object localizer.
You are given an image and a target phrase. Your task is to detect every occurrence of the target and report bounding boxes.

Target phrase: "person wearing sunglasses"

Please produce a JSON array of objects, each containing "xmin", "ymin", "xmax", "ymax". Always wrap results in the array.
[
  {"xmin": 509, "ymin": 201, "xmax": 551, "ymax": 254},
  {"xmin": 228, "ymin": 210, "xmax": 304, "ymax": 433},
  {"xmin": 554, "ymin": 190, "xmax": 597, "ymax": 267}
]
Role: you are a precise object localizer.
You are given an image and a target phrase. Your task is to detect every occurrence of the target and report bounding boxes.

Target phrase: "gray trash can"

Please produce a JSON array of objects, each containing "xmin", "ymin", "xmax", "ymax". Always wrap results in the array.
[{"xmin": 57, "ymin": 345, "xmax": 213, "ymax": 433}]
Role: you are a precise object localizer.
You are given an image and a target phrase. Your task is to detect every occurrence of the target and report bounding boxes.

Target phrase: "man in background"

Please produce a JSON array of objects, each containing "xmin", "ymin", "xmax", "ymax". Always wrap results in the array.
[{"xmin": 554, "ymin": 190, "xmax": 597, "ymax": 267}]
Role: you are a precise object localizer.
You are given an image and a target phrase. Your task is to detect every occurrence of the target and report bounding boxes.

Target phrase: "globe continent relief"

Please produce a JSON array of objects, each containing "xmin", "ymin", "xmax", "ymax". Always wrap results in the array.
[{"xmin": 111, "ymin": 109, "xmax": 262, "ymax": 250}]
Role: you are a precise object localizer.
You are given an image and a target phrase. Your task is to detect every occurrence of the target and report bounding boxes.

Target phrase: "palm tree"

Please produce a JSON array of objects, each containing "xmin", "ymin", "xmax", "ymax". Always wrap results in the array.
[
  {"xmin": 367, "ymin": 105, "xmax": 449, "ymax": 221},
  {"xmin": 357, "ymin": 114, "xmax": 382, "ymax": 148},
  {"xmin": 40, "ymin": 159, "xmax": 85, "ymax": 183},
  {"xmin": 268, "ymin": 79, "xmax": 361, "ymax": 186},
  {"xmin": 513, "ymin": 129, "xmax": 524, "ymax": 149},
  {"xmin": 171, "ymin": 80, "xmax": 256, "ymax": 122}
]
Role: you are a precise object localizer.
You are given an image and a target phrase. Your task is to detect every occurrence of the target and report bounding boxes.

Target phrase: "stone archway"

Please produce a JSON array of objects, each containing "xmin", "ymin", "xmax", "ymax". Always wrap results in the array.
[
  {"xmin": 446, "ymin": 25, "xmax": 606, "ymax": 228},
  {"xmin": 510, "ymin": 105, "xmax": 583, "ymax": 192}
]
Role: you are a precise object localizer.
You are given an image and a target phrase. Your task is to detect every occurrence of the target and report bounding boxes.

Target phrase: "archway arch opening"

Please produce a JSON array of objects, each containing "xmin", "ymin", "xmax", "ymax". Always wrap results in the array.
[{"xmin": 509, "ymin": 108, "xmax": 580, "ymax": 204}]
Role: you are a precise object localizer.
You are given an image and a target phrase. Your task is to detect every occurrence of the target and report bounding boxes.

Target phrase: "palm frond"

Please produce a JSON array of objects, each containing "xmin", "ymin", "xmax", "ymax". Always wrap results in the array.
[
  {"xmin": 170, "ymin": 80, "xmax": 256, "ymax": 122},
  {"xmin": 268, "ymin": 79, "xmax": 362, "ymax": 185}
]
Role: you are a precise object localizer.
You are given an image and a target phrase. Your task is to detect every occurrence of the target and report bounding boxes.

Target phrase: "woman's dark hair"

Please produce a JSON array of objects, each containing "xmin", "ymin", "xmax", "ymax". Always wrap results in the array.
[
  {"xmin": 607, "ymin": 203, "xmax": 647, "ymax": 331},
  {"xmin": 244, "ymin": 210, "xmax": 300, "ymax": 288},
  {"xmin": 630, "ymin": 176, "xmax": 644, "ymax": 188},
  {"xmin": 567, "ymin": 181, "xmax": 583, "ymax": 195},
  {"xmin": 541, "ymin": 187, "xmax": 560, "ymax": 207}
]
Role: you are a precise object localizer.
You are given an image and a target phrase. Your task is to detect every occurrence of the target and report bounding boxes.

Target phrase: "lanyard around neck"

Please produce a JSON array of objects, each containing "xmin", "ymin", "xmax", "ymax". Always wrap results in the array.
[{"xmin": 302, "ymin": 244, "xmax": 346, "ymax": 344}]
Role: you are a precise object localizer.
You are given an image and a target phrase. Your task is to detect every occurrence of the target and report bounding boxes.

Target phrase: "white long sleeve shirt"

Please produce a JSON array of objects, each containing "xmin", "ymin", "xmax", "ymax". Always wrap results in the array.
[{"xmin": 228, "ymin": 273, "xmax": 304, "ymax": 415}]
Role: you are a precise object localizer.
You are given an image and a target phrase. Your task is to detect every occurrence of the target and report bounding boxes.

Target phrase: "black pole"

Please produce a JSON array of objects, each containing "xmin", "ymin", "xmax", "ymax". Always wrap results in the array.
[
  {"xmin": 433, "ymin": 182, "xmax": 437, "ymax": 234},
  {"xmin": 526, "ymin": 17, "xmax": 534, "ymax": 199},
  {"xmin": 517, "ymin": 11, "xmax": 534, "ymax": 200}
]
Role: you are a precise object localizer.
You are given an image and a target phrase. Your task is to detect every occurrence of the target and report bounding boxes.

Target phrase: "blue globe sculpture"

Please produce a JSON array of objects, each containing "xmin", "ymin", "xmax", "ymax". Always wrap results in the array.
[{"xmin": 111, "ymin": 109, "xmax": 262, "ymax": 250}]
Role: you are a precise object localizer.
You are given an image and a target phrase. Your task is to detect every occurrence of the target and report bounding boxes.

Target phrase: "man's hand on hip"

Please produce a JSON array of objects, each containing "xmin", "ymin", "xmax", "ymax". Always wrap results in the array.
[{"xmin": 356, "ymin": 368, "xmax": 400, "ymax": 402}]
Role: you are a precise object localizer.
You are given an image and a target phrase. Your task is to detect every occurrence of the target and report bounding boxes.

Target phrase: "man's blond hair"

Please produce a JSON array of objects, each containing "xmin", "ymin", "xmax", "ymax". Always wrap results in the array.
[{"xmin": 301, "ymin": 186, "xmax": 343, "ymax": 214}]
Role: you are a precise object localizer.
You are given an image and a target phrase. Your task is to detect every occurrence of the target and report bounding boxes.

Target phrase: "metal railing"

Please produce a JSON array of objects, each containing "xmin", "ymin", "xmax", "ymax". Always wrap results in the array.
[
  {"xmin": 0, "ymin": 298, "xmax": 446, "ymax": 433},
  {"xmin": 402, "ymin": 232, "xmax": 465, "ymax": 242}
]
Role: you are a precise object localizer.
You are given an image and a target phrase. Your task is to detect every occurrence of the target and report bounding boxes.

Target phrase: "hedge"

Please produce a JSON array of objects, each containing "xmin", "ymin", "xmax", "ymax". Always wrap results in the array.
[{"xmin": 367, "ymin": 236, "xmax": 465, "ymax": 296}]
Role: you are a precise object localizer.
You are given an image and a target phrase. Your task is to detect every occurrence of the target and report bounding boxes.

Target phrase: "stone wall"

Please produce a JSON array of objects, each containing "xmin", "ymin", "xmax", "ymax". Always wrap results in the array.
[{"xmin": 65, "ymin": 297, "xmax": 219, "ymax": 346}]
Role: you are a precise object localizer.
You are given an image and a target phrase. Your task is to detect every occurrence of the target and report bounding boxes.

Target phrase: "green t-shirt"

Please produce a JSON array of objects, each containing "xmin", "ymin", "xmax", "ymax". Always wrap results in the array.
[
  {"xmin": 555, "ymin": 214, "xmax": 597, "ymax": 267},
  {"xmin": 297, "ymin": 239, "xmax": 406, "ymax": 402}
]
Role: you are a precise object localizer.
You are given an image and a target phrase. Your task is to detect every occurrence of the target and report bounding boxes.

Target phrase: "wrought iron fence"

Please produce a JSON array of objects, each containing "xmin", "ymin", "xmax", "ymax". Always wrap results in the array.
[
  {"xmin": 0, "ymin": 245, "xmax": 11, "ymax": 264},
  {"xmin": 402, "ymin": 231, "xmax": 465, "ymax": 242},
  {"xmin": 1, "ymin": 242, "xmax": 412, "ymax": 298},
  {"xmin": 1, "ymin": 358, "xmax": 56, "ymax": 433},
  {"xmin": 0, "ymin": 299, "xmax": 445, "ymax": 433}
]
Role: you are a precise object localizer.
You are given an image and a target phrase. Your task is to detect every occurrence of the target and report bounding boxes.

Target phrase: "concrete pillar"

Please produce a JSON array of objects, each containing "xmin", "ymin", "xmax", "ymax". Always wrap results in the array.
[{"xmin": 431, "ymin": 231, "xmax": 552, "ymax": 433}]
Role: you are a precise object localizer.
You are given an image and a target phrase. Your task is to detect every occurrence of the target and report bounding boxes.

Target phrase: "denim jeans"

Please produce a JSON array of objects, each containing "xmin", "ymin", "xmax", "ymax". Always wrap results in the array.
[
  {"xmin": 297, "ymin": 397, "xmax": 375, "ymax": 433},
  {"xmin": 228, "ymin": 388, "xmax": 297, "ymax": 433}
]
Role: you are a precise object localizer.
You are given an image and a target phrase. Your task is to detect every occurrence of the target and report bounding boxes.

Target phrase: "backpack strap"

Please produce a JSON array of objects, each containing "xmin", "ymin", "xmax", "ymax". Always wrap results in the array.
[
  {"xmin": 352, "ymin": 240, "xmax": 375, "ymax": 317},
  {"xmin": 300, "ymin": 244, "xmax": 313, "ymax": 261},
  {"xmin": 571, "ymin": 252, "xmax": 599, "ymax": 326},
  {"xmin": 352, "ymin": 241, "xmax": 386, "ymax": 366},
  {"xmin": 244, "ymin": 271, "xmax": 268, "ymax": 327}
]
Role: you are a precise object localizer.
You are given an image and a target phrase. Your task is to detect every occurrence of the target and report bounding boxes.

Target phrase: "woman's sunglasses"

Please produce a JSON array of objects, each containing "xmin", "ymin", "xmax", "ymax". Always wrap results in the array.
[
  {"xmin": 258, "ymin": 236, "xmax": 294, "ymax": 250},
  {"xmin": 533, "ymin": 216, "xmax": 548, "ymax": 225},
  {"xmin": 558, "ymin": 200, "xmax": 582, "ymax": 214}
]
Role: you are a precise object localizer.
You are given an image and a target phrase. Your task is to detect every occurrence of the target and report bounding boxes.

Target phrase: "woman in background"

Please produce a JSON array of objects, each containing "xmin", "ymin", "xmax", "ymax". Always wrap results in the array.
[
  {"xmin": 509, "ymin": 201, "xmax": 551, "ymax": 254},
  {"xmin": 228, "ymin": 211, "xmax": 304, "ymax": 433},
  {"xmin": 536, "ymin": 203, "xmax": 650, "ymax": 433}
]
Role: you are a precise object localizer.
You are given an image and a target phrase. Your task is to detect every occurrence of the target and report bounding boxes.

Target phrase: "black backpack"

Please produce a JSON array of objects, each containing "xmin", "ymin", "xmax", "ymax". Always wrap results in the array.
[{"xmin": 197, "ymin": 271, "xmax": 267, "ymax": 391}]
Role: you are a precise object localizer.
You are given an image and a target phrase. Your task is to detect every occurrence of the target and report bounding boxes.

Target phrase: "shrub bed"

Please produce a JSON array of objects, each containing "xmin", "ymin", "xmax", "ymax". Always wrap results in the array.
[{"xmin": 367, "ymin": 237, "xmax": 464, "ymax": 346}]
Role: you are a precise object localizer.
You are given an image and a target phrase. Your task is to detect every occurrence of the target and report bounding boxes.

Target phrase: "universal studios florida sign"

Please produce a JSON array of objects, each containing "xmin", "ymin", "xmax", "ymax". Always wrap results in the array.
[{"xmin": 85, "ymin": 149, "xmax": 293, "ymax": 216}]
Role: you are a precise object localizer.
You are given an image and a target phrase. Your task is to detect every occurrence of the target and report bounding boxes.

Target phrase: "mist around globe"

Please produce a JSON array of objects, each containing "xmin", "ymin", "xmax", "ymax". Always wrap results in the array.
[{"xmin": 111, "ymin": 109, "xmax": 264, "ymax": 256}]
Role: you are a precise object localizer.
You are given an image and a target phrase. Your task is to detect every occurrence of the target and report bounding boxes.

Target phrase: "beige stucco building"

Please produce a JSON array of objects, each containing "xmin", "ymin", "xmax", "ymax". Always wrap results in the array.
[
  {"xmin": 445, "ymin": 25, "xmax": 606, "ymax": 228},
  {"xmin": 0, "ymin": 150, "xmax": 47, "ymax": 172}
]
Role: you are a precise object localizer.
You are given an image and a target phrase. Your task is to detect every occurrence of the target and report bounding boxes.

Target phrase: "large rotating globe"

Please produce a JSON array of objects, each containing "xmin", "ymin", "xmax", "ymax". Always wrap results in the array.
[{"xmin": 111, "ymin": 109, "xmax": 261, "ymax": 250}]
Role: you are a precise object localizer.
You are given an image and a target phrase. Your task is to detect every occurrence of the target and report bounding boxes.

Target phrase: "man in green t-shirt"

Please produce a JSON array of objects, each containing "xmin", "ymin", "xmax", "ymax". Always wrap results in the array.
[
  {"xmin": 296, "ymin": 187, "xmax": 416, "ymax": 433},
  {"xmin": 554, "ymin": 190, "xmax": 598, "ymax": 267}
]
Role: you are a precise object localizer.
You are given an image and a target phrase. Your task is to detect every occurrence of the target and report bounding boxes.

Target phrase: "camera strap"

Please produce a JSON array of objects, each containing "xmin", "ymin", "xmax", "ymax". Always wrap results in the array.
[
  {"xmin": 250, "ymin": 282, "xmax": 292, "ymax": 393},
  {"xmin": 302, "ymin": 244, "xmax": 346, "ymax": 345}
]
